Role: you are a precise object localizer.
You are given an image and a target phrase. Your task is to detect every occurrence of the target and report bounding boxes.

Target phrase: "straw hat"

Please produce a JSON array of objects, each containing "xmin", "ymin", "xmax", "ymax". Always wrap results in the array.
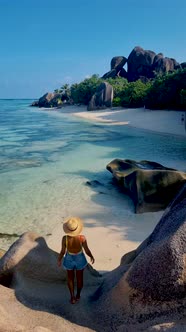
[{"xmin": 63, "ymin": 216, "xmax": 83, "ymax": 236}]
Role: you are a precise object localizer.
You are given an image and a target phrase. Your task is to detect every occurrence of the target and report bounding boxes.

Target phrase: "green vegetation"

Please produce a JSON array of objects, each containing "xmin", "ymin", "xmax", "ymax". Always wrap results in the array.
[
  {"xmin": 70, "ymin": 74, "xmax": 102, "ymax": 105},
  {"xmin": 53, "ymin": 68, "xmax": 186, "ymax": 110},
  {"xmin": 145, "ymin": 69, "xmax": 186, "ymax": 109},
  {"xmin": 180, "ymin": 89, "xmax": 186, "ymax": 108},
  {"xmin": 106, "ymin": 77, "xmax": 128, "ymax": 106},
  {"xmin": 54, "ymin": 84, "xmax": 71, "ymax": 102},
  {"xmin": 119, "ymin": 80, "xmax": 152, "ymax": 107}
]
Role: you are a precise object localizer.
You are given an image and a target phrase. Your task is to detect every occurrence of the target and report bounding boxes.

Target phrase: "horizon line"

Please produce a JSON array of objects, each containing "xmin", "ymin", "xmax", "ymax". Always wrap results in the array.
[{"xmin": 0, "ymin": 98, "xmax": 37, "ymax": 100}]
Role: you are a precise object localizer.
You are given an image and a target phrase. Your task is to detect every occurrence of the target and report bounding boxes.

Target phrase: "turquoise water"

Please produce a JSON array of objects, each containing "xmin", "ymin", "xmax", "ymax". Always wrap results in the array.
[{"xmin": 0, "ymin": 100, "xmax": 186, "ymax": 248}]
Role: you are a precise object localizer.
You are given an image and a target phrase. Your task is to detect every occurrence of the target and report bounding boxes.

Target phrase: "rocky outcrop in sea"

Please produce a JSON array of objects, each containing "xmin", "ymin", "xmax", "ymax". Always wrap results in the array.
[{"xmin": 106, "ymin": 158, "xmax": 186, "ymax": 213}]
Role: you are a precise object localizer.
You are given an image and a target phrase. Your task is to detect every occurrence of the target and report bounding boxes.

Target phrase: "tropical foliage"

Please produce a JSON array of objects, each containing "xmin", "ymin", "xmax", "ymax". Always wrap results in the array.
[
  {"xmin": 145, "ymin": 69, "xmax": 186, "ymax": 109},
  {"xmin": 119, "ymin": 80, "xmax": 152, "ymax": 107},
  {"xmin": 53, "ymin": 68, "xmax": 186, "ymax": 110},
  {"xmin": 180, "ymin": 89, "xmax": 186, "ymax": 108},
  {"xmin": 70, "ymin": 74, "xmax": 102, "ymax": 105}
]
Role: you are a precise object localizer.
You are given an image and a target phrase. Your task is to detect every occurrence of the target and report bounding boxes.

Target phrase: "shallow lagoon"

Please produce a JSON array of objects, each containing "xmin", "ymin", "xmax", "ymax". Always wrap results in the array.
[{"xmin": 0, "ymin": 100, "xmax": 186, "ymax": 249}]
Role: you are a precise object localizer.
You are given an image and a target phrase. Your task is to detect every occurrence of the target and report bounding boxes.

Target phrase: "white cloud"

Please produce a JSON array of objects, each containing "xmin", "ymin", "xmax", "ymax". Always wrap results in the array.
[{"xmin": 84, "ymin": 74, "xmax": 91, "ymax": 79}]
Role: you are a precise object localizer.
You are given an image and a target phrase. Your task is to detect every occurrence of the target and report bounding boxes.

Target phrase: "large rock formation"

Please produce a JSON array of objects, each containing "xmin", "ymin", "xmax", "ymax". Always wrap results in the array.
[
  {"xmin": 152, "ymin": 54, "xmax": 181, "ymax": 75},
  {"xmin": 0, "ymin": 283, "xmax": 94, "ymax": 332},
  {"xmin": 32, "ymin": 46, "xmax": 185, "ymax": 109},
  {"xmin": 111, "ymin": 56, "xmax": 127, "ymax": 70},
  {"xmin": 106, "ymin": 159, "xmax": 186, "ymax": 213},
  {"xmin": 87, "ymin": 81, "xmax": 113, "ymax": 111},
  {"xmin": 127, "ymin": 184, "xmax": 186, "ymax": 301},
  {"xmin": 102, "ymin": 56, "xmax": 128, "ymax": 79},
  {"xmin": 0, "ymin": 232, "xmax": 101, "ymax": 331},
  {"xmin": 102, "ymin": 68, "xmax": 118, "ymax": 79},
  {"xmin": 31, "ymin": 92, "xmax": 63, "ymax": 108},
  {"xmin": 127, "ymin": 46, "xmax": 156, "ymax": 81},
  {"xmin": 102, "ymin": 46, "xmax": 183, "ymax": 81},
  {"xmin": 92, "ymin": 185, "xmax": 186, "ymax": 328},
  {"xmin": 0, "ymin": 232, "xmax": 101, "ymax": 290},
  {"xmin": 1, "ymin": 188, "xmax": 186, "ymax": 330}
]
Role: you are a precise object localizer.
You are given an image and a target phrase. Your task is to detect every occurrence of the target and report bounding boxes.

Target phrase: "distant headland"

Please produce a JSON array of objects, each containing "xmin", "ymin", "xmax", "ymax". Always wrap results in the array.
[{"xmin": 31, "ymin": 46, "xmax": 186, "ymax": 111}]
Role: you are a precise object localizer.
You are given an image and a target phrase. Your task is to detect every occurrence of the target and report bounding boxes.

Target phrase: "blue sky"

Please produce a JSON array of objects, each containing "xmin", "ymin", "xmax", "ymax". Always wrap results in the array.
[{"xmin": 0, "ymin": 0, "xmax": 185, "ymax": 98}]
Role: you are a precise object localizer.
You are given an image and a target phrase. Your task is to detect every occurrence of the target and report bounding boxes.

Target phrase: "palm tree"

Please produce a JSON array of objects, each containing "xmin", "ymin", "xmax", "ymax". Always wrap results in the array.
[
  {"xmin": 59, "ymin": 84, "xmax": 71, "ymax": 100},
  {"xmin": 54, "ymin": 89, "xmax": 60, "ymax": 94}
]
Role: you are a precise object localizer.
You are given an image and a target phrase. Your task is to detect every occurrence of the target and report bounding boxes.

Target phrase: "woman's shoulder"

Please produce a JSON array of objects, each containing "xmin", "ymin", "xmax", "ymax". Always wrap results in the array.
[{"xmin": 79, "ymin": 234, "xmax": 86, "ymax": 242}]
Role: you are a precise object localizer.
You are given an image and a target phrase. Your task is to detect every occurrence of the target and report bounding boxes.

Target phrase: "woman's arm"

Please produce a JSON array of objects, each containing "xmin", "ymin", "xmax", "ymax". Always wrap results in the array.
[
  {"xmin": 57, "ymin": 236, "xmax": 66, "ymax": 267},
  {"xmin": 82, "ymin": 240, "xmax": 95, "ymax": 264}
]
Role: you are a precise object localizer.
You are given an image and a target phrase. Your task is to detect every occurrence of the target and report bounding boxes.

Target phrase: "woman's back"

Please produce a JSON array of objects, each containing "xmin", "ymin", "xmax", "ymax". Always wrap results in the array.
[{"xmin": 66, "ymin": 235, "xmax": 85, "ymax": 254}]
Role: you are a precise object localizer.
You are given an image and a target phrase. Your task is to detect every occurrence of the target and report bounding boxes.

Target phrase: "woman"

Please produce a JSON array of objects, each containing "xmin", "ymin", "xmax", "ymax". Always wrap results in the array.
[{"xmin": 57, "ymin": 216, "xmax": 95, "ymax": 304}]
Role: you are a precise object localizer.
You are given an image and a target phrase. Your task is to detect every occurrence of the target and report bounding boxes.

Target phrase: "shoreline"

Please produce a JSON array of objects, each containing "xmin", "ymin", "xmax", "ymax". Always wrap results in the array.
[
  {"xmin": 1, "ymin": 104, "xmax": 185, "ymax": 272},
  {"xmin": 70, "ymin": 106, "xmax": 186, "ymax": 138},
  {"xmin": 1, "ymin": 103, "xmax": 186, "ymax": 331},
  {"xmin": 46, "ymin": 105, "xmax": 186, "ymax": 272}
]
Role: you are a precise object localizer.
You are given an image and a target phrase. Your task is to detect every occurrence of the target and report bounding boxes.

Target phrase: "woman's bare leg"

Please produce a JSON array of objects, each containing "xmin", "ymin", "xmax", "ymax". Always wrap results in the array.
[
  {"xmin": 76, "ymin": 269, "xmax": 84, "ymax": 300},
  {"xmin": 67, "ymin": 270, "xmax": 76, "ymax": 304}
]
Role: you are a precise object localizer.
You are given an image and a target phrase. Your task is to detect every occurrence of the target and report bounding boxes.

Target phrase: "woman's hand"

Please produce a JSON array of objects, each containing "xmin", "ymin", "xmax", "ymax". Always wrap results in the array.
[
  {"xmin": 82, "ymin": 240, "xmax": 95, "ymax": 264},
  {"xmin": 90, "ymin": 256, "xmax": 95, "ymax": 264}
]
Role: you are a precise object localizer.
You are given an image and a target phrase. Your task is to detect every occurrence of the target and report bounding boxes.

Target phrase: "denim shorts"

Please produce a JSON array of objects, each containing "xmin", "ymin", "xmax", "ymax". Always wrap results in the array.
[{"xmin": 63, "ymin": 252, "xmax": 88, "ymax": 270}]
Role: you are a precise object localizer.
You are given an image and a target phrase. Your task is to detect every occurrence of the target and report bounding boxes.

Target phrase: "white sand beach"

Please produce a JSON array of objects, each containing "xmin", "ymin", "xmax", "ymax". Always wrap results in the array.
[
  {"xmin": 72, "ymin": 106, "xmax": 186, "ymax": 137},
  {"xmin": 47, "ymin": 106, "xmax": 186, "ymax": 272}
]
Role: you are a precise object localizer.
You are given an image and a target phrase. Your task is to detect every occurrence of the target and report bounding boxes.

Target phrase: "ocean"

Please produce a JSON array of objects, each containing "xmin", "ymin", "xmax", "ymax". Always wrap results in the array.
[{"xmin": 0, "ymin": 99, "xmax": 186, "ymax": 250}]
